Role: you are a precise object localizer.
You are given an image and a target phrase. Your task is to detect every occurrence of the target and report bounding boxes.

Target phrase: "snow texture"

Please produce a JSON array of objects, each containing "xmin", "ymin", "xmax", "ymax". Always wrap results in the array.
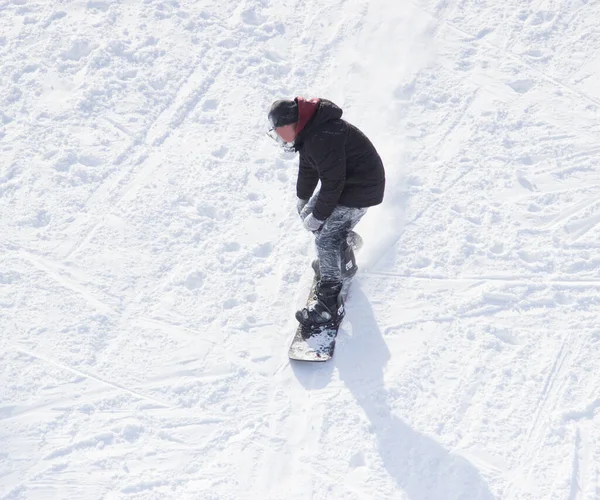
[{"xmin": 1, "ymin": 0, "xmax": 600, "ymax": 499}]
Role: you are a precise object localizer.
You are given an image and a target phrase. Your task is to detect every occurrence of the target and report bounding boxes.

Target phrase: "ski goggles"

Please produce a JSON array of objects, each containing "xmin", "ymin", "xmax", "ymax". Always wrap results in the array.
[{"xmin": 266, "ymin": 126, "xmax": 295, "ymax": 152}]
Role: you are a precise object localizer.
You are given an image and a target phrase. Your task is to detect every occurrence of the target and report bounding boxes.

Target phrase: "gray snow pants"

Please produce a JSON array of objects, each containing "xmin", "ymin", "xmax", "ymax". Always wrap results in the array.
[{"xmin": 301, "ymin": 192, "xmax": 367, "ymax": 284}]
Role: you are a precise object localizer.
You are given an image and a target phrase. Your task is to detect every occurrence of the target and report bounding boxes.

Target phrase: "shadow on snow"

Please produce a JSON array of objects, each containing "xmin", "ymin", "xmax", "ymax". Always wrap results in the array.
[{"xmin": 292, "ymin": 282, "xmax": 496, "ymax": 500}]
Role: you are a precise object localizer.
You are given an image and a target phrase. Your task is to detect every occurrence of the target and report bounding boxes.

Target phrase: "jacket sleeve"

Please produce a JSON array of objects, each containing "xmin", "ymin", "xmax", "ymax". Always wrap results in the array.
[
  {"xmin": 296, "ymin": 152, "xmax": 319, "ymax": 201},
  {"xmin": 310, "ymin": 126, "xmax": 347, "ymax": 221}
]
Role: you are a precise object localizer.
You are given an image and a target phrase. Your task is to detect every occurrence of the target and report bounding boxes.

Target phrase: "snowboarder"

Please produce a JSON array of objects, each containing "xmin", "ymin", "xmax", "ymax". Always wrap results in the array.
[{"xmin": 268, "ymin": 97, "xmax": 386, "ymax": 329}]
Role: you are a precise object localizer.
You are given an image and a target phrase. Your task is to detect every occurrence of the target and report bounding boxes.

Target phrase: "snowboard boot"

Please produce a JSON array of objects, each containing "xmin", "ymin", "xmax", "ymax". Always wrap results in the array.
[
  {"xmin": 296, "ymin": 281, "xmax": 344, "ymax": 333},
  {"xmin": 341, "ymin": 242, "xmax": 358, "ymax": 279}
]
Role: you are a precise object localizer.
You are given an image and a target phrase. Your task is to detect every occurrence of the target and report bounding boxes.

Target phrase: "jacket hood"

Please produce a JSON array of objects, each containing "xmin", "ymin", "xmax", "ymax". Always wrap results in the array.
[
  {"xmin": 295, "ymin": 97, "xmax": 320, "ymax": 136},
  {"xmin": 294, "ymin": 98, "xmax": 343, "ymax": 146}
]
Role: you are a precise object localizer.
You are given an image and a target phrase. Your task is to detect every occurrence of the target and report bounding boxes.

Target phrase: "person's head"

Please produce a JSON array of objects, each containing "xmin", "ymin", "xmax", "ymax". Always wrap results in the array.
[{"xmin": 268, "ymin": 99, "xmax": 298, "ymax": 145}]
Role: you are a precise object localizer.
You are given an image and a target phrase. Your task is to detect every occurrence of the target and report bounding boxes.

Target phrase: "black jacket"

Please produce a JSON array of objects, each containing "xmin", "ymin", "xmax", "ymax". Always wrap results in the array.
[{"xmin": 295, "ymin": 99, "xmax": 385, "ymax": 221}]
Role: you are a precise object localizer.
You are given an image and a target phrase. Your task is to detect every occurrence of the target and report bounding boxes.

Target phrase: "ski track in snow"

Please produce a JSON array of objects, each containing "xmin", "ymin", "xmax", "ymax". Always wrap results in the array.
[{"xmin": 2, "ymin": 0, "xmax": 600, "ymax": 498}]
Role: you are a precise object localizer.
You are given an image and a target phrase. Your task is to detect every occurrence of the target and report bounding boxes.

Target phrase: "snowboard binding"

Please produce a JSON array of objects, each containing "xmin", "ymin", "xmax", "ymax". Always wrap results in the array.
[{"xmin": 296, "ymin": 282, "xmax": 345, "ymax": 338}]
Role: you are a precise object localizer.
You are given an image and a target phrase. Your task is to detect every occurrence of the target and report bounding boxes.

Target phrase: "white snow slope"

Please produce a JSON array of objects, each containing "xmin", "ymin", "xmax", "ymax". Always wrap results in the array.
[{"xmin": 2, "ymin": 0, "xmax": 600, "ymax": 498}]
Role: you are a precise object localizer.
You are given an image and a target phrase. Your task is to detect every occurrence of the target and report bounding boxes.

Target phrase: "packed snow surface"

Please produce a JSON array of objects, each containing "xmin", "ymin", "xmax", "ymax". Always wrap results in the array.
[{"xmin": 2, "ymin": 0, "xmax": 600, "ymax": 499}]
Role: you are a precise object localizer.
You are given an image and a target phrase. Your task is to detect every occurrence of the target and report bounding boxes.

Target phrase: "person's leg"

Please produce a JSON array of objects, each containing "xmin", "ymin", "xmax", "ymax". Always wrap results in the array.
[
  {"xmin": 296, "ymin": 206, "xmax": 366, "ymax": 327},
  {"xmin": 315, "ymin": 206, "xmax": 367, "ymax": 284}
]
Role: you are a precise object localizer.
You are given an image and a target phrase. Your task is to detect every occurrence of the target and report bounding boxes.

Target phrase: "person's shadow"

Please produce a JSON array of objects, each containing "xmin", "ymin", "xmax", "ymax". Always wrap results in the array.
[{"xmin": 292, "ymin": 282, "xmax": 496, "ymax": 500}]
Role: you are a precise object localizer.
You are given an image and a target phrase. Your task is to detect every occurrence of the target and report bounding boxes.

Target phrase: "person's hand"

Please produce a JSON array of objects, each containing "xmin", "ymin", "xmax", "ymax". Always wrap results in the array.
[
  {"xmin": 296, "ymin": 198, "xmax": 308, "ymax": 215},
  {"xmin": 303, "ymin": 213, "xmax": 324, "ymax": 232}
]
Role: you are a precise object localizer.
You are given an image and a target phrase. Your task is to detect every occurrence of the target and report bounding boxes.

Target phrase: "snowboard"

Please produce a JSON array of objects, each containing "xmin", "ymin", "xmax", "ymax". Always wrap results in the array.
[
  {"xmin": 288, "ymin": 277, "xmax": 351, "ymax": 361},
  {"xmin": 288, "ymin": 233, "xmax": 362, "ymax": 362}
]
